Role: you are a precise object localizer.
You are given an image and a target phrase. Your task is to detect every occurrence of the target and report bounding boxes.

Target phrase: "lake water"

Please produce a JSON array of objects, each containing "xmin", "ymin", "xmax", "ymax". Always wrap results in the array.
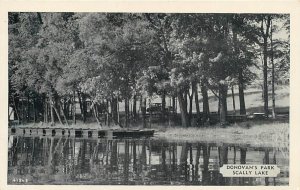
[{"xmin": 7, "ymin": 135, "xmax": 289, "ymax": 185}]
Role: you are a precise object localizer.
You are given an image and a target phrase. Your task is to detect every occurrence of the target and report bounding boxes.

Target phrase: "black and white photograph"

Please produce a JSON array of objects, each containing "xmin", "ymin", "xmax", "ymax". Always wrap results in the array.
[{"xmin": 6, "ymin": 10, "xmax": 292, "ymax": 186}]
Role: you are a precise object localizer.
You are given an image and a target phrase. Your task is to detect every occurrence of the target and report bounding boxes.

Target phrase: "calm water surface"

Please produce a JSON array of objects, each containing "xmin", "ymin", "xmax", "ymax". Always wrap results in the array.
[{"xmin": 8, "ymin": 135, "xmax": 289, "ymax": 185}]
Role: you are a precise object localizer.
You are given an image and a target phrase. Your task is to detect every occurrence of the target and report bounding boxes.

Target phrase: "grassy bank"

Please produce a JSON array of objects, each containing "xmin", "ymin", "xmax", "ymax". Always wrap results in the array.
[
  {"xmin": 11, "ymin": 120, "xmax": 289, "ymax": 148},
  {"xmin": 155, "ymin": 121, "xmax": 289, "ymax": 147}
]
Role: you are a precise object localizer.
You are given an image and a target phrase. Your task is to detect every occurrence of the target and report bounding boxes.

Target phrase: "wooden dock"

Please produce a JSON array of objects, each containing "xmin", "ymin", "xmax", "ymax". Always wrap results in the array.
[{"xmin": 9, "ymin": 127, "xmax": 155, "ymax": 138}]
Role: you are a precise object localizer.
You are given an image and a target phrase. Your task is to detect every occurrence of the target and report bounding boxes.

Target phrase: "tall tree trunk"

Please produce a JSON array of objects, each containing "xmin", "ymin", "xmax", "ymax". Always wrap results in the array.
[
  {"xmin": 238, "ymin": 70, "xmax": 246, "ymax": 115},
  {"xmin": 218, "ymin": 92, "xmax": 221, "ymax": 115},
  {"xmin": 27, "ymin": 95, "xmax": 30, "ymax": 122},
  {"xmin": 82, "ymin": 93, "xmax": 87, "ymax": 123},
  {"xmin": 92, "ymin": 104, "xmax": 101, "ymax": 126},
  {"xmin": 175, "ymin": 96, "xmax": 178, "ymax": 114},
  {"xmin": 13, "ymin": 96, "xmax": 20, "ymax": 122},
  {"xmin": 59, "ymin": 102, "xmax": 69, "ymax": 126},
  {"xmin": 188, "ymin": 84, "xmax": 194, "ymax": 123},
  {"xmin": 201, "ymin": 82, "xmax": 210, "ymax": 123},
  {"xmin": 262, "ymin": 16, "xmax": 271, "ymax": 118},
  {"xmin": 130, "ymin": 100, "xmax": 133, "ymax": 120},
  {"xmin": 270, "ymin": 21, "xmax": 276, "ymax": 119},
  {"xmin": 194, "ymin": 83, "xmax": 200, "ymax": 117},
  {"xmin": 219, "ymin": 84, "xmax": 228, "ymax": 125},
  {"xmin": 125, "ymin": 97, "xmax": 129, "ymax": 128},
  {"xmin": 44, "ymin": 97, "xmax": 48, "ymax": 123},
  {"xmin": 49, "ymin": 94, "xmax": 55, "ymax": 126},
  {"xmin": 77, "ymin": 91, "xmax": 83, "ymax": 120},
  {"xmin": 184, "ymin": 91, "xmax": 188, "ymax": 116},
  {"xmin": 172, "ymin": 96, "xmax": 176, "ymax": 114},
  {"xmin": 149, "ymin": 98, "xmax": 152, "ymax": 128},
  {"xmin": 168, "ymin": 97, "xmax": 171, "ymax": 127},
  {"xmin": 8, "ymin": 105, "xmax": 13, "ymax": 121},
  {"xmin": 263, "ymin": 37, "xmax": 269, "ymax": 117},
  {"xmin": 77, "ymin": 91, "xmax": 85, "ymax": 122},
  {"xmin": 67, "ymin": 101, "xmax": 71, "ymax": 119},
  {"xmin": 132, "ymin": 95, "xmax": 137, "ymax": 121},
  {"xmin": 161, "ymin": 91, "xmax": 166, "ymax": 120},
  {"xmin": 111, "ymin": 97, "xmax": 118, "ymax": 124},
  {"xmin": 141, "ymin": 96, "xmax": 147, "ymax": 128},
  {"xmin": 72, "ymin": 90, "xmax": 76, "ymax": 125},
  {"xmin": 52, "ymin": 99, "xmax": 63, "ymax": 125},
  {"xmin": 33, "ymin": 97, "xmax": 36, "ymax": 122},
  {"xmin": 117, "ymin": 96, "xmax": 120, "ymax": 124},
  {"xmin": 232, "ymin": 20, "xmax": 246, "ymax": 115},
  {"xmin": 103, "ymin": 101, "xmax": 106, "ymax": 125},
  {"xmin": 231, "ymin": 85, "xmax": 236, "ymax": 115},
  {"xmin": 63, "ymin": 98, "xmax": 68, "ymax": 119},
  {"xmin": 178, "ymin": 92, "xmax": 188, "ymax": 128},
  {"xmin": 21, "ymin": 97, "xmax": 24, "ymax": 123},
  {"xmin": 106, "ymin": 100, "xmax": 110, "ymax": 126}
]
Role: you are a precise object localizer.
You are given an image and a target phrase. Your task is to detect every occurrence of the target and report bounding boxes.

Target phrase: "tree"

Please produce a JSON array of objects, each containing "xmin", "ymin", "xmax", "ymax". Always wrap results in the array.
[
  {"xmin": 202, "ymin": 15, "xmax": 237, "ymax": 125},
  {"xmin": 143, "ymin": 13, "xmax": 175, "ymax": 119},
  {"xmin": 261, "ymin": 15, "xmax": 272, "ymax": 117},
  {"xmin": 9, "ymin": 13, "xmax": 44, "ymax": 123},
  {"xmin": 241, "ymin": 14, "xmax": 289, "ymax": 117},
  {"xmin": 268, "ymin": 15, "xmax": 290, "ymax": 118},
  {"xmin": 8, "ymin": 13, "xmax": 289, "ymax": 128},
  {"xmin": 75, "ymin": 13, "xmax": 157, "ymax": 127},
  {"xmin": 169, "ymin": 14, "xmax": 211, "ymax": 126}
]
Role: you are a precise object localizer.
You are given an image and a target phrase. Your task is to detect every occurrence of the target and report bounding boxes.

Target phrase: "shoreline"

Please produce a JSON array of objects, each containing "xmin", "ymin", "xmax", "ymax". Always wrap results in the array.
[{"xmin": 9, "ymin": 121, "xmax": 289, "ymax": 147}]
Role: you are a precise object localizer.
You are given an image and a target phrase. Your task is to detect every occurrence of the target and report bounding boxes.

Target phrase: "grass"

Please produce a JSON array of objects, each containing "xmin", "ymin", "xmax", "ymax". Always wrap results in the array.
[
  {"xmin": 207, "ymin": 85, "xmax": 289, "ymax": 113},
  {"xmin": 155, "ymin": 121, "xmax": 289, "ymax": 148}
]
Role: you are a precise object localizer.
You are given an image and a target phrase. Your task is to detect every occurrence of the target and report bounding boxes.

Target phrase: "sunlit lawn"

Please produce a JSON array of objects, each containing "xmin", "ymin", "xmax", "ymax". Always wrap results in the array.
[{"xmin": 155, "ymin": 121, "xmax": 289, "ymax": 147}]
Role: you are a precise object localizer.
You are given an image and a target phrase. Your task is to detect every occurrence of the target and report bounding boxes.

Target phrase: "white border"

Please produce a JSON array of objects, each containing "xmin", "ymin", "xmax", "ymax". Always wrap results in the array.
[{"xmin": 0, "ymin": 1, "xmax": 299, "ymax": 190}]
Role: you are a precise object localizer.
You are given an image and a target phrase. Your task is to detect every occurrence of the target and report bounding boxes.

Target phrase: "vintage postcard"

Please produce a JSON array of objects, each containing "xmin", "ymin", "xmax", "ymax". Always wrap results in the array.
[{"xmin": 0, "ymin": 1, "xmax": 300, "ymax": 190}]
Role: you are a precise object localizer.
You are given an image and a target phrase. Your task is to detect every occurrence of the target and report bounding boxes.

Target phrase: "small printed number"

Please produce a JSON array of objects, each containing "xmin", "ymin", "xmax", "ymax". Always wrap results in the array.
[{"xmin": 12, "ymin": 178, "xmax": 28, "ymax": 183}]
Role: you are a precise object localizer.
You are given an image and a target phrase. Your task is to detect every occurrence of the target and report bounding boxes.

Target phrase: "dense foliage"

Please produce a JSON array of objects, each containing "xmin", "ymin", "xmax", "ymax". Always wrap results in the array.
[{"xmin": 8, "ymin": 13, "xmax": 290, "ymax": 127}]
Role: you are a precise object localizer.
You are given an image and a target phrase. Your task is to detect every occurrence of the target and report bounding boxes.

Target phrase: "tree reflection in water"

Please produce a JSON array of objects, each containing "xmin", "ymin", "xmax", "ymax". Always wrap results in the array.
[{"xmin": 7, "ymin": 136, "xmax": 289, "ymax": 185}]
